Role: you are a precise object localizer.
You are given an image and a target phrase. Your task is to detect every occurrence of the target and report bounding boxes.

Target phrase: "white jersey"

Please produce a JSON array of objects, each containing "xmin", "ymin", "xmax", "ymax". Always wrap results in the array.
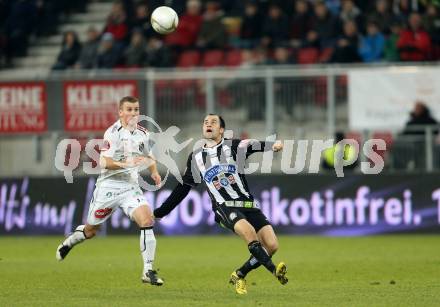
[{"xmin": 98, "ymin": 120, "xmax": 151, "ymax": 184}]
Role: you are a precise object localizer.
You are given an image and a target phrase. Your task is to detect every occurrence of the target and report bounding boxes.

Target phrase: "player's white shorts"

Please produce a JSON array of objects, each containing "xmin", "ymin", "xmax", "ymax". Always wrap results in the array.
[{"xmin": 87, "ymin": 180, "xmax": 149, "ymax": 226}]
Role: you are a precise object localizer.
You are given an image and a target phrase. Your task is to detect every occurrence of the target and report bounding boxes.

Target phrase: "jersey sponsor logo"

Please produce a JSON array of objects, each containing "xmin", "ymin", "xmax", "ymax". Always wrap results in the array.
[
  {"xmin": 94, "ymin": 208, "xmax": 112, "ymax": 218},
  {"xmin": 204, "ymin": 164, "xmax": 236, "ymax": 183}
]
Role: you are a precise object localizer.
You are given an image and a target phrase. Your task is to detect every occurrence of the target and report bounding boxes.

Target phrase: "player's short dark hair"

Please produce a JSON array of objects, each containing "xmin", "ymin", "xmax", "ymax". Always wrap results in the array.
[
  {"xmin": 207, "ymin": 113, "xmax": 225, "ymax": 129},
  {"xmin": 119, "ymin": 96, "xmax": 139, "ymax": 109}
]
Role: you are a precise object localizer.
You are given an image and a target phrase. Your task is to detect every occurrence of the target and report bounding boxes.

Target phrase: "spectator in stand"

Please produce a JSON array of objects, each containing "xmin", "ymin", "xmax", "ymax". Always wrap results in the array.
[
  {"xmin": 325, "ymin": 0, "xmax": 341, "ymax": 15},
  {"xmin": 393, "ymin": 0, "xmax": 419, "ymax": 21},
  {"xmin": 354, "ymin": 0, "xmax": 373, "ymax": 12},
  {"xmin": 397, "ymin": 12, "xmax": 432, "ymax": 61},
  {"xmin": 395, "ymin": 100, "xmax": 438, "ymax": 169},
  {"xmin": 197, "ymin": 1, "xmax": 227, "ymax": 49},
  {"xmin": 52, "ymin": 31, "xmax": 82, "ymax": 70},
  {"xmin": 368, "ymin": 0, "xmax": 396, "ymax": 34},
  {"xmin": 96, "ymin": 32, "xmax": 120, "ymax": 68},
  {"xmin": 217, "ymin": 0, "xmax": 245, "ymax": 16},
  {"xmin": 423, "ymin": 4, "xmax": 440, "ymax": 45},
  {"xmin": 384, "ymin": 21, "xmax": 402, "ymax": 61},
  {"xmin": 309, "ymin": 1, "xmax": 339, "ymax": 48},
  {"xmin": 239, "ymin": 1, "xmax": 262, "ymax": 48},
  {"xmin": 359, "ymin": 20, "xmax": 385, "ymax": 62},
  {"xmin": 290, "ymin": 0, "xmax": 313, "ymax": 48},
  {"xmin": 332, "ymin": 19, "xmax": 361, "ymax": 62},
  {"xmin": 261, "ymin": 4, "xmax": 289, "ymax": 48},
  {"xmin": 5, "ymin": 0, "xmax": 37, "ymax": 61},
  {"xmin": 403, "ymin": 101, "xmax": 438, "ymax": 135},
  {"xmin": 35, "ymin": 0, "xmax": 60, "ymax": 36},
  {"xmin": 103, "ymin": 1, "xmax": 129, "ymax": 46},
  {"xmin": 239, "ymin": 49, "xmax": 256, "ymax": 68},
  {"xmin": 146, "ymin": 36, "xmax": 172, "ymax": 67},
  {"xmin": 76, "ymin": 26, "xmax": 100, "ymax": 69},
  {"xmin": 123, "ymin": 29, "xmax": 147, "ymax": 67},
  {"xmin": 165, "ymin": 0, "xmax": 203, "ymax": 49},
  {"xmin": 267, "ymin": 46, "xmax": 294, "ymax": 65},
  {"xmin": 254, "ymin": 47, "xmax": 269, "ymax": 65},
  {"xmin": 339, "ymin": 0, "xmax": 363, "ymax": 30},
  {"xmin": 130, "ymin": 3, "xmax": 155, "ymax": 40}
]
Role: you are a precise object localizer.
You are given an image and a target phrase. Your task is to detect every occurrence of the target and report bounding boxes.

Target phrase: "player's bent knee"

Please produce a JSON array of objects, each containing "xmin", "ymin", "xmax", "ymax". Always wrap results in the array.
[
  {"xmin": 236, "ymin": 226, "xmax": 258, "ymax": 243},
  {"xmin": 266, "ymin": 241, "xmax": 279, "ymax": 255}
]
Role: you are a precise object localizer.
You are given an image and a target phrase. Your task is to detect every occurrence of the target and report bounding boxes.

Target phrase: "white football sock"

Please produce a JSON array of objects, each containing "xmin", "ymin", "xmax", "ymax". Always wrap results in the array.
[
  {"xmin": 140, "ymin": 227, "xmax": 156, "ymax": 272},
  {"xmin": 63, "ymin": 225, "xmax": 87, "ymax": 247}
]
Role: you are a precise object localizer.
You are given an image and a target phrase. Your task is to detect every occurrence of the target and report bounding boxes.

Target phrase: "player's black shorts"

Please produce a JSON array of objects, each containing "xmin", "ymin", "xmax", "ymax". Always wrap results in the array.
[{"xmin": 213, "ymin": 203, "xmax": 271, "ymax": 233}]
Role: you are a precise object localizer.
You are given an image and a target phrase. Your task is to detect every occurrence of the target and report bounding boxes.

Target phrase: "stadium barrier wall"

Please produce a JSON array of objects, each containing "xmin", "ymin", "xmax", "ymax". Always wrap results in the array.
[{"xmin": 1, "ymin": 174, "xmax": 439, "ymax": 236}]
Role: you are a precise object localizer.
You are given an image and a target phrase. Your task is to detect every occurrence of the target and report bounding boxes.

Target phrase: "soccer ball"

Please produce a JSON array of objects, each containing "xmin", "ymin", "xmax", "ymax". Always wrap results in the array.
[{"xmin": 151, "ymin": 6, "xmax": 179, "ymax": 35}]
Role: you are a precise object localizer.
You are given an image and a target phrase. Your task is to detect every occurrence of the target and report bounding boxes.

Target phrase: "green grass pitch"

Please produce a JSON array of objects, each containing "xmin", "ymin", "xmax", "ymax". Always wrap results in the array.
[{"xmin": 1, "ymin": 235, "xmax": 439, "ymax": 306}]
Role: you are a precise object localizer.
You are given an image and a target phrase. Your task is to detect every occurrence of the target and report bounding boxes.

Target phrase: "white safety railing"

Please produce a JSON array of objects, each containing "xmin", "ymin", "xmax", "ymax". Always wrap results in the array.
[{"xmin": 1, "ymin": 64, "xmax": 439, "ymax": 176}]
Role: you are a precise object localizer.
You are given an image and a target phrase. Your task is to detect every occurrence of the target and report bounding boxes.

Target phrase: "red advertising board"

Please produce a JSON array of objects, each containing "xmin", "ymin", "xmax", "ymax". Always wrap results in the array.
[
  {"xmin": 63, "ymin": 80, "xmax": 138, "ymax": 131},
  {"xmin": 0, "ymin": 82, "xmax": 47, "ymax": 133}
]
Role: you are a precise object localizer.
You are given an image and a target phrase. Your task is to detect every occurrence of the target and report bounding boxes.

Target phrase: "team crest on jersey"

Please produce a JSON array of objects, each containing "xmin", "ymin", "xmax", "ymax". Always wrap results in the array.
[
  {"xmin": 204, "ymin": 164, "xmax": 236, "ymax": 183},
  {"xmin": 220, "ymin": 177, "xmax": 229, "ymax": 187},
  {"xmin": 229, "ymin": 212, "xmax": 237, "ymax": 220}
]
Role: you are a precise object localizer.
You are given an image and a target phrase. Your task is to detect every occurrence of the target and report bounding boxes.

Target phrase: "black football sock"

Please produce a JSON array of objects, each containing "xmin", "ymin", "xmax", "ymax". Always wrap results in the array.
[
  {"xmin": 247, "ymin": 240, "xmax": 276, "ymax": 274},
  {"xmin": 236, "ymin": 255, "xmax": 261, "ymax": 278}
]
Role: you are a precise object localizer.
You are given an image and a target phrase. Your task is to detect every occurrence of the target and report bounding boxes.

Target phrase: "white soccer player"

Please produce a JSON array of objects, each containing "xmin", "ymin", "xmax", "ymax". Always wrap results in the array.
[{"xmin": 56, "ymin": 96, "xmax": 164, "ymax": 286}]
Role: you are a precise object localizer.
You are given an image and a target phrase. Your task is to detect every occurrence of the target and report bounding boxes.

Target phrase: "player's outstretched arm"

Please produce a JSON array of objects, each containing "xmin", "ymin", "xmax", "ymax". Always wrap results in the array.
[
  {"xmin": 154, "ymin": 153, "xmax": 199, "ymax": 219},
  {"xmin": 234, "ymin": 139, "xmax": 283, "ymax": 157},
  {"xmin": 153, "ymin": 183, "xmax": 191, "ymax": 218}
]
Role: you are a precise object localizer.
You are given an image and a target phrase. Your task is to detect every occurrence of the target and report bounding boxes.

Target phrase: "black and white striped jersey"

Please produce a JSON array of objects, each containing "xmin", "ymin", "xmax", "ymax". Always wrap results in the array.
[{"xmin": 154, "ymin": 138, "xmax": 272, "ymax": 218}]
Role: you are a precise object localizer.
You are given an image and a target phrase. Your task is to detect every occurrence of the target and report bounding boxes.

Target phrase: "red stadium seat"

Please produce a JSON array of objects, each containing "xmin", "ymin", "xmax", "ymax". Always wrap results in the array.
[
  {"xmin": 224, "ymin": 49, "xmax": 242, "ymax": 67},
  {"xmin": 297, "ymin": 48, "xmax": 319, "ymax": 64},
  {"xmin": 155, "ymin": 80, "xmax": 171, "ymax": 90},
  {"xmin": 319, "ymin": 47, "xmax": 334, "ymax": 63},
  {"xmin": 345, "ymin": 131, "xmax": 363, "ymax": 148},
  {"xmin": 369, "ymin": 131, "xmax": 393, "ymax": 164},
  {"xmin": 177, "ymin": 50, "xmax": 201, "ymax": 67},
  {"xmin": 201, "ymin": 50, "xmax": 224, "ymax": 67},
  {"xmin": 372, "ymin": 132, "xmax": 394, "ymax": 147}
]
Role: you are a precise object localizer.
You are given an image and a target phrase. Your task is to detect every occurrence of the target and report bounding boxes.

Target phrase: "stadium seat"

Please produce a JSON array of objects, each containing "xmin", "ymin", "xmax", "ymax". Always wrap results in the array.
[
  {"xmin": 372, "ymin": 131, "xmax": 394, "ymax": 147},
  {"xmin": 177, "ymin": 50, "xmax": 201, "ymax": 67},
  {"xmin": 345, "ymin": 131, "xmax": 363, "ymax": 145},
  {"xmin": 201, "ymin": 50, "xmax": 224, "ymax": 67},
  {"xmin": 155, "ymin": 80, "xmax": 171, "ymax": 90},
  {"xmin": 370, "ymin": 131, "xmax": 394, "ymax": 165},
  {"xmin": 297, "ymin": 48, "xmax": 319, "ymax": 64},
  {"xmin": 319, "ymin": 47, "xmax": 334, "ymax": 63},
  {"xmin": 224, "ymin": 49, "xmax": 242, "ymax": 67}
]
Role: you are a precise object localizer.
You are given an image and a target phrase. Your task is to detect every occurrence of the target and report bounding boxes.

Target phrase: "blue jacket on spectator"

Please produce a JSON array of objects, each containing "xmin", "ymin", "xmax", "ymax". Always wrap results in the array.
[{"xmin": 359, "ymin": 32, "xmax": 385, "ymax": 62}]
